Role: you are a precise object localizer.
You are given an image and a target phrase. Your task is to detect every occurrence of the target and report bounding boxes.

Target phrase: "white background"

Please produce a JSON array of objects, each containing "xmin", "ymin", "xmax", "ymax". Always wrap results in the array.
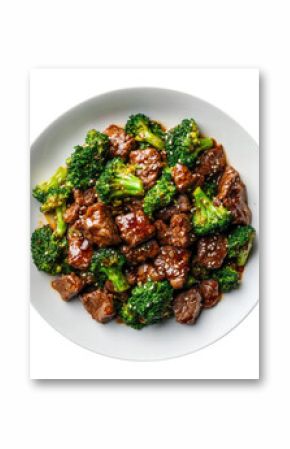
[
  {"xmin": 30, "ymin": 68, "xmax": 259, "ymax": 379},
  {"xmin": 0, "ymin": 0, "xmax": 288, "ymax": 447}
]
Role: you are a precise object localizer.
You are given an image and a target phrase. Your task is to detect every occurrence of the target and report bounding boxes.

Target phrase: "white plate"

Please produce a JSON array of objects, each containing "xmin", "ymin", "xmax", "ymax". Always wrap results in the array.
[{"xmin": 30, "ymin": 87, "xmax": 259, "ymax": 361}]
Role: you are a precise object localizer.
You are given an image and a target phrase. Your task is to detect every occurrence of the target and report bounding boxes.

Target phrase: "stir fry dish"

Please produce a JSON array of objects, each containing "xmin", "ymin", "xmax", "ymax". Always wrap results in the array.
[{"xmin": 31, "ymin": 114, "xmax": 256, "ymax": 329}]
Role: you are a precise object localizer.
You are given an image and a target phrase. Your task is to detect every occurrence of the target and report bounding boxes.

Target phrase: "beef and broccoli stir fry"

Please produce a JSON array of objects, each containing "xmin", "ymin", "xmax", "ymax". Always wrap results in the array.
[{"xmin": 31, "ymin": 114, "xmax": 255, "ymax": 329}]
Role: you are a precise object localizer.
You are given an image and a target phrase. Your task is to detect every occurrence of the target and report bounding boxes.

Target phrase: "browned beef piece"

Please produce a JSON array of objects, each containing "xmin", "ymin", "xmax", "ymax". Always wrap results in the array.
[
  {"xmin": 115, "ymin": 210, "xmax": 155, "ymax": 247},
  {"xmin": 64, "ymin": 203, "xmax": 80, "ymax": 224},
  {"xmin": 136, "ymin": 263, "xmax": 165, "ymax": 284},
  {"xmin": 73, "ymin": 188, "xmax": 97, "ymax": 207},
  {"xmin": 195, "ymin": 145, "xmax": 226, "ymax": 178},
  {"xmin": 81, "ymin": 203, "xmax": 121, "ymax": 247},
  {"xmin": 155, "ymin": 214, "xmax": 193, "ymax": 248},
  {"xmin": 173, "ymin": 288, "xmax": 202, "ymax": 324},
  {"xmin": 51, "ymin": 273, "xmax": 84, "ymax": 301},
  {"xmin": 103, "ymin": 124, "xmax": 136, "ymax": 159},
  {"xmin": 81, "ymin": 289, "xmax": 115, "ymax": 323},
  {"xmin": 199, "ymin": 279, "xmax": 220, "ymax": 308},
  {"xmin": 197, "ymin": 235, "xmax": 228, "ymax": 269},
  {"xmin": 154, "ymin": 246, "xmax": 191, "ymax": 289},
  {"xmin": 121, "ymin": 239, "xmax": 160, "ymax": 265},
  {"xmin": 129, "ymin": 147, "xmax": 163, "ymax": 189},
  {"xmin": 125, "ymin": 267, "xmax": 138, "ymax": 286},
  {"xmin": 64, "ymin": 188, "xmax": 97, "ymax": 224},
  {"xmin": 171, "ymin": 164, "xmax": 204, "ymax": 192},
  {"xmin": 156, "ymin": 194, "xmax": 192, "ymax": 222},
  {"xmin": 216, "ymin": 166, "xmax": 251, "ymax": 225},
  {"xmin": 67, "ymin": 228, "xmax": 93, "ymax": 270}
]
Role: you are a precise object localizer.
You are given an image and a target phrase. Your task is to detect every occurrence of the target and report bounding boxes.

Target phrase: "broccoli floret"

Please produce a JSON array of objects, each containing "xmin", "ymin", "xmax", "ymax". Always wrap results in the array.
[
  {"xmin": 191, "ymin": 263, "xmax": 210, "ymax": 281},
  {"xmin": 120, "ymin": 280, "xmax": 173, "ymax": 329},
  {"xmin": 33, "ymin": 166, "xmax": 70, "ymax": 210},
  {"xmin": 89, "ymin": 248, "xmax": 129, "ymax": 292},
  {"xmin": 143, "ymin": 168, "xmax": 177, "ymax": 217},
  {"xmin": 31, "ymin": 225, "xmax": 68, "ymax": 275},
  {"xmin": 66, "ymin": 131, "xmax": 109, "ymax": 190},
  {"xmin": 212, "ymin": 266, "xmax": 240, "ymax": 292},
  {"xmin": 202, "ymin": 178, "xmax": 218, "ymax": 199},
  {"xmin": 165, "ymin": 119, "xmax": 213, "ymax": 168},
  {"xmin": 95, "ymin": 157, "xmax": 144, "ymax": 204},
  {"xmin": 125, "ymin": 113, "xmax": 165, "ymax": 150},
  {"xmin": 192, "ymin": 186, "xmax": 231, "ymax": 236},
  {"xmin": 227, "ymin": 225, "xmax": 256, "ymax": 266}
]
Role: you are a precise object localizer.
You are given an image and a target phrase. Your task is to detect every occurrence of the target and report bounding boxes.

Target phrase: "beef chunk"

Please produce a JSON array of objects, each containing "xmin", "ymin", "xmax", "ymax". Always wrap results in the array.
[
  {"xmin": 81, "ymin": 289, "xmax": 115, "ymax": 323},
  {"xmin": 67, "ymin": 228, "xmax": 93, "ymax": 270},
  {"xmin": 64, "ymin": 203, "xmax": 80, "ymax": 224},
  {"xmin": 173, "ymin": 288, "xmax": 202, "ymax": 324},
  {"xmin": 125, "ymin": 267, "xmax": 138, "ymax": 286},
  {"xmin": 115, "ymin": 210, "xmax": 155, "ymax": 247},
  {"xmin": 51, "ymin": 273, "xmax": 84, "ymax": 301},
  {"xmin": 155, "ymin": 214, "xmax": 193, "ymax": 248},
  {"xmin": 81, "ymin": 203, "xmax": 121, "ymax": 247},
  {"xmin": 129, "ymin": 147, "xmax": 163, "ymax": 189},
  {"xmin": 171, "ymin": 164, "xmax": 204, "ymax": 192},
  {"xmin": 121, "ymin": 239, "xmax": 160, "ymax": 265},
  {"xmin": 73, "ymin": 188, "xmax": 97, "ymax": 207},
  {"xmin": 199, "ymin": 279, "xmax": 220, "ymax": 308},
  {"xmin": 156, "ymin": 194, "xmax": 192, "ymax": 222},
  {"xmin": 195, "ymin": 145, "xmax": 226, "ymax": 177},
  {"xmin": 136, "ymin": 263, "xmax": 165, "ymax": 284},
  {"xmin": 197, "ymin": 235, "xmax": 228, "ymax": 269},
  {"xmin": 103, "ymin": 124, "xmax": 136, "ymax": 160},
  {"xmin": 154, "ymin": 246, "xmax": 191, "ymax": 289},
  {"xmin": 216, "ymin": 166, "xmax": 251, "ymax": 225}
]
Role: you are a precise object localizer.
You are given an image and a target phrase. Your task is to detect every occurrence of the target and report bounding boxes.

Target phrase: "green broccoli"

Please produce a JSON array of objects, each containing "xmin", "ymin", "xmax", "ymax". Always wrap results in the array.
[
  {"xmin": 32, "ymin": 166, "xmax": 71, "ymax": 211},
  {"xmin": 143, "ymin": 168, "xmax": 177, "ymax": 217},
  {"xmin": 191, "ymin": 263, "xmax": 210, "ymax": 281},
  {"xmin": 212, "ymin": 266, "xmax": 240, "ymax": 292},
  {"xmin": 192, "ymin": 186, "xmax": 231, "ymax": 236},
  {"xmin": 165, "ymin": 118, "xmax": 213, "ymax": 168},
  {"xmin": 66, "ymin": 130, "xmax": 109, "ymax": 190},
  {"xmin": 31, "ymin": 225, "xmax": 68, "ymax": 275},
  {"xmin": 95, "ymin": 157, "xmax": 144, "ymax": 204},
  {"xmin": 227, "ymin": 225, "xmax": 256, "ymax": 266},
  {"xmin": 89, "ymin": 248, "xmax": 129, "ymax": 292},
  {"xmin": 125, "ymin": 113, "xmax": 165, "ymax": 150},
  {"xmin": 202, "ymin": 178, "xmax": 218, "ymax": 199},
  {"xmin": 120, "ymin": 280, "xmax": 173, "ymax": 329}
]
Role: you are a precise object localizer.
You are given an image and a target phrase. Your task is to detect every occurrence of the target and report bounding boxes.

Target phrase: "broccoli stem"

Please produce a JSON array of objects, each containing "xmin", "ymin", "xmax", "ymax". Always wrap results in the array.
[
  {"xmin": 111, "ymin": 174, "xmax": 144, "ymax": 199},
  {"xmin": 237, "ymin": 233, "xmax": 255, "ymax": 266},
  {"xmin": 54, "ymin": 205, "xmax": 67, "ymax": 238},
  {"xmin": 142, "ymin": 131, "xmax": 165, "ymax": 150},
  {"xmin": 105, "ymin": 267, "xmax": 129, "ymax": 292}
]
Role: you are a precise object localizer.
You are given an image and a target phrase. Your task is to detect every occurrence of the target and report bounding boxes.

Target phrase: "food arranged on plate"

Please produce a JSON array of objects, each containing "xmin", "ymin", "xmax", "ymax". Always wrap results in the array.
[{"xmin": 31, "ymin": 114, "xmax": 255, "ymax": 329}]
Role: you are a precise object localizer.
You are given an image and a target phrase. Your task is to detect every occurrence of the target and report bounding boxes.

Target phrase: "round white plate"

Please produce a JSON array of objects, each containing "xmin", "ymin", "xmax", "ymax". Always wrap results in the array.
[{"xmin": 30, "ymin": 87, "xmax": 259, "ymax": 361}]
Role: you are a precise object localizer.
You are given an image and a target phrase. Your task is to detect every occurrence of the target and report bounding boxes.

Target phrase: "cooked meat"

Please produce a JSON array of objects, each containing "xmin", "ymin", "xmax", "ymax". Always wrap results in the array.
[
  {"xmin": 64, "ymin": 203, "xmax": 80, "ymax": 224},
  {"xmin": 199, "ymin": 279, "xmax": 220, "ymax": 308},
  {"xmin": 126, "ymin": 198, "xmax": 144, "ymax": 212},
  {"xmin": 129, "ymin": 147, "xmax": 163, "ymax": 189},
  {"xmin": 216, "ymin": 166, "xmax": 251, "ymax": 225},
  {"xmin": 197, "ymin": 235, "xmax": 228, "ymax": 269},
  {"xmin": 73, "ymin": 188, "xmax": 97, "ymax": 207},
  {"xmin": 51, "ymin": 273, "xmax": 84, "ymax": 301},
  {"xmin": 171, "ymin": 164, "xmax": 204, "ymax": 192},
  {"xmin": 173, "ymin": 288, "xmax": 202, "ymax": 324},
  {"xmin": 81, "ymin": 203, "xmax": 121, "ymax": 247},
  {"xmin": 103, "ymin": 124, "xmax": 136, "ymax": 159},
  {"xmin": 136, "ymin": 263, "xmax": 165, "ymax": 284},
  {"xmin": 154, "ymin": 246, "xmax": 191, "ymax": 289},
  {"xmin": 81, "ymin": 289, "xmax": 115, "ymax": 323},
  {"xmin": 125, "ymin": 267, "xmax": 138, "ymax": 286},
  {"xmin": 115, "ymin": 210, "xmax": 155, "ymax": 247},
  {"xmin": 156, "ymin": 194, "xmax": 192, "ymax": 222},
  {"xmin": 67, "ymin": 229, "xmax": 93, "ymax": 270},
  {"xmin": 155, "ymin": 214, "xmax": 193, "ymax": 248},
  {"xmin": 121, "ymin": 239, "xmax": 160, "ymax": 265},
  {"xmin": 195, "ymin": 145, "xmax": 226, "ymax": 177}
]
